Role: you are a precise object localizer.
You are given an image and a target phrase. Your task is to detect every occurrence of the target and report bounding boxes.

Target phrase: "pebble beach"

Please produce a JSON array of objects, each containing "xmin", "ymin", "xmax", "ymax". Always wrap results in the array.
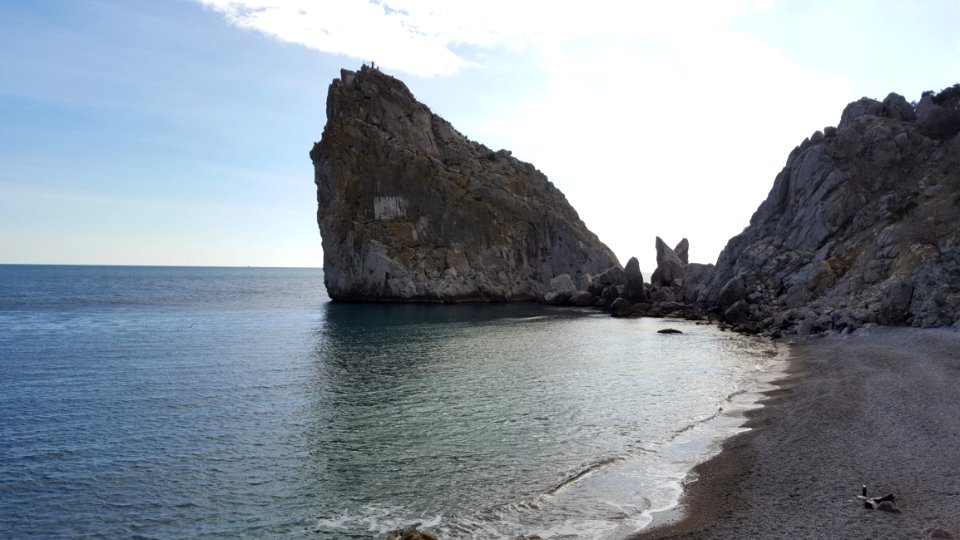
[{"xmin": 634, "ymin": 326, "xmax": 960, "ymax": 539}]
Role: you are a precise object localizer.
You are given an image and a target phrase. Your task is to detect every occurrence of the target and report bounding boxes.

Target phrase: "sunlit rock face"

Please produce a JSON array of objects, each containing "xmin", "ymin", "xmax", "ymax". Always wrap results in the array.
[
  {"xmin": 691, "ymin": 86, "xmax": 960, "ymax": 329},
  {"xmin": 310, "ymin": 66, "xmax": 620, "ymax": 302}
]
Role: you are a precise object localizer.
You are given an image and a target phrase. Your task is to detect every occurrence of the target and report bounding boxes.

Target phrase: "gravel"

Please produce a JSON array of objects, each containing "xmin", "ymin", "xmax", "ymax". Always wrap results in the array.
[{"xmin": 632, "ymin": 326, "xmax": 960, "ymax": 539}]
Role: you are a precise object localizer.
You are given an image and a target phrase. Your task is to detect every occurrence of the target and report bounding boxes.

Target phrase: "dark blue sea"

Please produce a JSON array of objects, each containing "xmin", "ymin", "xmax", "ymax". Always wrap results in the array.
[{"xmin": 0, "ymin": 265, "xmax": 783, "ymax": 539}]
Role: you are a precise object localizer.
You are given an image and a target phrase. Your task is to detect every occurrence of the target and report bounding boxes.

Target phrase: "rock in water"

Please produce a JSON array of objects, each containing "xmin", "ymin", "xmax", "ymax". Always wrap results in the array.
[{"xmin": 310, "ymin": 66, "xmax": 620, "ymax": 302}]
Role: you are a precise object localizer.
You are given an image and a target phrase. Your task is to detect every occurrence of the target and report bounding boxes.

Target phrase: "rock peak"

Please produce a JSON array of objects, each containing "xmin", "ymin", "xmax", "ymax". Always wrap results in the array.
[
  {"xmin": 692, "ymin": 85, "xmax": 960, "ymax": 331},
  {"xmin": 311, "ymin": 66, "xmax": 620, "ymax": 302}
]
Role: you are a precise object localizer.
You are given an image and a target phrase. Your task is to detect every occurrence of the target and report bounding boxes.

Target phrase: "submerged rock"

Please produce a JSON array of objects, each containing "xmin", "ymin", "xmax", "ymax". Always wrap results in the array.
[{"xmin": 311, "ymin": 66, "xmax": 620, "ymax": 302}]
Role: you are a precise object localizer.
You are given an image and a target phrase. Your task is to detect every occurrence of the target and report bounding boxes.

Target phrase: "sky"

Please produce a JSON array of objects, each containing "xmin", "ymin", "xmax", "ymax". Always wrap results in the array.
[{"xmin": 1, "ymin": 1, "xmax": 959, "ymax": 271}]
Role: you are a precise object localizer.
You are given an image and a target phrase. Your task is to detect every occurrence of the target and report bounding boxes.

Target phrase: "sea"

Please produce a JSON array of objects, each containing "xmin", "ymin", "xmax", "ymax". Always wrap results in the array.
[{"xmin": 0, "ymin": 265, "xmax": 783, "ymax": 539}]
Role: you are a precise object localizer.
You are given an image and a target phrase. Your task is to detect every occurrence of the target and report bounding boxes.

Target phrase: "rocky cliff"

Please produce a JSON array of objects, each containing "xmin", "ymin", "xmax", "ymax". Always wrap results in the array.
[
  {"xmin": 310, "ymin": 66, "xmax": 620, "ymax": 302},
  {"xmin": 690, "ymin": 85, "xmax": 960, "ymax": 332}
]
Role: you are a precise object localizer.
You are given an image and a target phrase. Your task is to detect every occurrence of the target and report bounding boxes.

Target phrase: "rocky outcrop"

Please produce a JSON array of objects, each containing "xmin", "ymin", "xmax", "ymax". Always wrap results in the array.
[
  {"xmin": 691, "ymin": 84, "xmax": 960, "ymax": 332},
  {"xmin": 311, "ymin": 66, "xmax": 620, "ymax": 301},
  {"xmin": 675, "ymin": 238, "xmax": 689, "ymax": 264},
  {"xmin": 598, "ymin": 240, "xmax": 706, "ymax": 320},
  {"xmin": 622, "ymin": 257, "xmax": 649, "ymax": 302},
  {"xmin": 650, "ymin": 237, "xmax": 686, "ymax": 287},
  {"xmin": 916, "ymin": 86, "xmax": 960, "ymax": 140}
]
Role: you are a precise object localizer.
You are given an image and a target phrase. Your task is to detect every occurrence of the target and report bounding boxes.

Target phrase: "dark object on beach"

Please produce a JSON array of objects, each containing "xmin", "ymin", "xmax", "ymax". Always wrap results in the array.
[
  {"xmin": 924, "ymin": 527, "xmax": 954, "ymax": 538},
  {"xmin": 658, "ymin": 328, "xmax": 683, "ymax": 334},
  {"xmin": 386, "ymin": 526, "xmax": 439, "ymax": 540},
  {"xmin": 858, "ymin": 485, "xmax": 901, "ymax": 512}
]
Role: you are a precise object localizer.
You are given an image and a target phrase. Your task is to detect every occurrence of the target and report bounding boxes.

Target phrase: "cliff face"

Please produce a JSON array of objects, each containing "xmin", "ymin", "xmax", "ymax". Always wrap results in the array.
[
  {"xmin": 310, "ymin": 66, "xmax": 620, "ymax": 302},
  {"xmin": 695, "ymin": 87, "xmax": 960, "ymax": 331}
]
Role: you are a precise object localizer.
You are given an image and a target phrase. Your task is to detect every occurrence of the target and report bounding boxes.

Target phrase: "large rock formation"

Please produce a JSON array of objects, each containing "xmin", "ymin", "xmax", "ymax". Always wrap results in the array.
[
  {"xmin": 692, "ymin": 85, "xmax": 960, "ymax": 331},
  {"xmin": 310, "ymin": 66, "xmax": 620, "ymax": 302},
  {"xmin": 650, "ymin": 237, "xmax": 687, "ymax": 287}
]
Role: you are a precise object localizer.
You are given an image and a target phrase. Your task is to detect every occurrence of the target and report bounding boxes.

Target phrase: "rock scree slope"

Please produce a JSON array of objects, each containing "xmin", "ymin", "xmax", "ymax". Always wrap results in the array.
[{"xmin": 310, "ymin": 66, "xmax": 620, "ymax": 302}]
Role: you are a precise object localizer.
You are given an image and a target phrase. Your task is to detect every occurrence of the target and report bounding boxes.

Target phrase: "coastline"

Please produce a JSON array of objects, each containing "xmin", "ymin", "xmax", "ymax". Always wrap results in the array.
[{"xmin": 632, "ymin": 326, "xmax": 960, "ymax": 539}]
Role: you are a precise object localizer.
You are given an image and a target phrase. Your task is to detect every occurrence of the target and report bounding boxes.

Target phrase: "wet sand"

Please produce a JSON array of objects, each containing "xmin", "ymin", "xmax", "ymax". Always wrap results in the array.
[{"xmin": 632, "ymin": 326, "xmax": 960, "ymax": 539}]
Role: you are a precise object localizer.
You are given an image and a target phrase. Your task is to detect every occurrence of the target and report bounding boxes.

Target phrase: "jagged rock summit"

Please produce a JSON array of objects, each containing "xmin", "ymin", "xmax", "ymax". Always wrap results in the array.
[
  {"xmin": 693, "ymin": 85, "xmax": 960, "ymax": 331},
  {"xmin": 310, "ymin": 66, "xmax": 620, "ymax": 302}
]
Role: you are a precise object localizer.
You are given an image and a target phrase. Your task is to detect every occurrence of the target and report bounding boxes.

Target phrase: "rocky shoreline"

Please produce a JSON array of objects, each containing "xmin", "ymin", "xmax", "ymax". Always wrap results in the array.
[
  {"xmin": 384, "ymin": 327, "xmax": 960, "ymax": 540},
  {"xmin": 312, "ymin": 68, "xmax": 960, "ymax": 334},
  {"xmin": 310, "ymin": 71, "xmax": 960, "ymax": 536},
  {"xmin": 545, "ymin": 85, "xmax": 960, "ymax": 336}
]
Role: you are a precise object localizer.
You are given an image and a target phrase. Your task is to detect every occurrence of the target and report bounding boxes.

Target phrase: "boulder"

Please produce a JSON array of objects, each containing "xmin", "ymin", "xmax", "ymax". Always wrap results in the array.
[
  {"xmin": 838, "ymin": 97, "xmax": 883, "ymax": 129},
  {"xmin": 599, "ymin": 285, "xmax": 620, "ymax": 307},
  {"xmin": 717, "ymin": 274, "xmax": 746, "ymax": 310},
  {"xmin": 723, "ymin": 299, "xmax": 752, "ymax": 326},
  {"xmin": 549, "ymin": 273, "xmax": 577, "ymax": 295},
  {"xmin": 568, "ymin": 290, "xmax": 596, "ymax": 306},
  {"xmin": 622, "ymin": 257, "xmax": 648, "ymax": 302},
  {"xmin": 610, "ymin": 297, "xmax": 634, "ymax": 317},
  {"xmin": 878, "ymin": 279, "xmax": 914, "ymax": 325},
  {"xmin": 543, "ymin": 291, "xmax": 571, "ymax": 305},
  {"xmin": 917, "ymin": 85, "xmax": 960, "ymax": 139},
  {"xmin": 924, "ymin": 527, "xmax": 954, "ymax": 539},
  {"xmin": 589, "ymin": 265, "xmax": 625, "ymax": 295},
  {"xmin": 649, "ymin": 286, "xmax": 677, "ymax": 303},
  {"xmin": 881, "ymin": 92, "xmax": 916, "ymax": 121},
  {"xmin": 387, "ymin": 527, "xmax": 439, "ymax": 540}
]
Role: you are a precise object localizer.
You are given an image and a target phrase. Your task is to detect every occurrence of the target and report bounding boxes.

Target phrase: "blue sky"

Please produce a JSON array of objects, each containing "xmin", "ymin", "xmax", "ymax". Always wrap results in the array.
[{"xmin": 2, "ymin": 1, "xmax": 958, "ymax": 270}]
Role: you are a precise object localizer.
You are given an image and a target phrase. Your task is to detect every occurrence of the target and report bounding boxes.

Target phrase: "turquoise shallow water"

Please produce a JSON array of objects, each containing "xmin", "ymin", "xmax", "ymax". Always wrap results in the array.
[{"xmin": 0, "ymin": 265, "xmax": 780, "ymax": 539}]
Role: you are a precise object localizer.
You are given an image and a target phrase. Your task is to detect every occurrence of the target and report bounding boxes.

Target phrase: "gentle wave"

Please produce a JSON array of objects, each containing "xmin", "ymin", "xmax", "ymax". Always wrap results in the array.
[{"xmin": 0, "ymin": 265, "xmax": 785, "ymax": 539}]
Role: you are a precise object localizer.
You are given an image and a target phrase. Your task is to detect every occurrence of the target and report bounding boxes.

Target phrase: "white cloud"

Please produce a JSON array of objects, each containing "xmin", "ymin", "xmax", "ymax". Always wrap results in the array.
[
  {"xmin": 395, "ymin": 2, "xmax": 852, "ymax": 269},
  {"xmin": 199, "ymin": 0, "xmax": 779, "ymax": 77},
  {"xmin": 200, "ymin": 0, "xmax": 468, "ymax": 76},
  {"xmin": 199, "ymin": 0, "xmax": 854, "ymax": 269}
]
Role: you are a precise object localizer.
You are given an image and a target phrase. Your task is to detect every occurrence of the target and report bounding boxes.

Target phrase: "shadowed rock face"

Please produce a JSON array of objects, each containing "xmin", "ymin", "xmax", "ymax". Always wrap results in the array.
[
  {"xmin": 310, "ymin": 66, "xmax": 620, "ymax": 302},
  {"xmin": 692, "ymin": 87, "xmax": 960, "ymax": 329},
  {"xmin": 650, "ymin": 237, "xmax": 686, "ymax": 287}
]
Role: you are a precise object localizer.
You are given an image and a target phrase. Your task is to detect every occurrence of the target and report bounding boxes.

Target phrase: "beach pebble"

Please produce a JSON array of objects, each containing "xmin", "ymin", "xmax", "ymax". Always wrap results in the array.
[{"xmin": 387, "ymin": 527, "xmax": 439, "ymax": 540}]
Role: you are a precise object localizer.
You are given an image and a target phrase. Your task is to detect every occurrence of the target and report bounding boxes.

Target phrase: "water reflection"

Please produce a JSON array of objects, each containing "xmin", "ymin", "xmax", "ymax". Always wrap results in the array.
[
  {"xmin": 304, "ymin": 301, "xmax": 600, "ymax": 532},
  {"xmin": 301, "ymin": 300, "xmax": 776, "ymax": 539},
  {"xmin": 321, "ymin": 300, "xmax": 581, "ymax": 329}
]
